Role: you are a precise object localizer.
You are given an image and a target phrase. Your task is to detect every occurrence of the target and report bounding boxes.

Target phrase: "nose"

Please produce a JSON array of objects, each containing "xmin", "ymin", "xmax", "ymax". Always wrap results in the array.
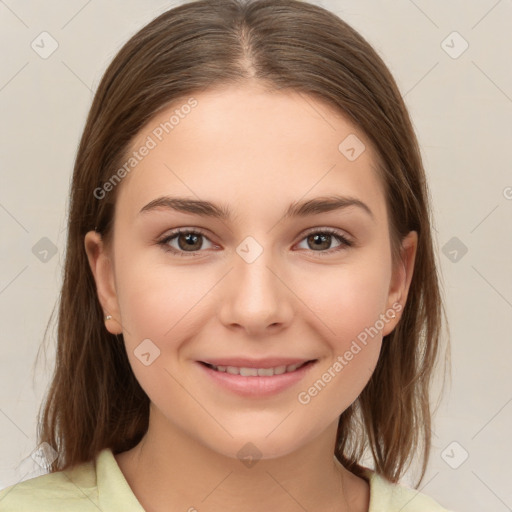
[{"xmin": 218, "ymin": 249, "xmax": 294, "ymax": 336}]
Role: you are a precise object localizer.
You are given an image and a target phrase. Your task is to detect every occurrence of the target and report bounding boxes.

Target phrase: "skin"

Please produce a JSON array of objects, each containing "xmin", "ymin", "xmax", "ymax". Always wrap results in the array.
[{"xmin": 85, "ymin": 82, "xmax": 417, "ymax": 512}]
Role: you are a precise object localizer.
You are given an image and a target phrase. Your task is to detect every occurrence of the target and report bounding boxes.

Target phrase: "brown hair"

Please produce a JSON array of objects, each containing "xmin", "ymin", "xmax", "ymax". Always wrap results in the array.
[{"xmin": 36, "ymin": 0, "xmax": 450, "ymax": 486}]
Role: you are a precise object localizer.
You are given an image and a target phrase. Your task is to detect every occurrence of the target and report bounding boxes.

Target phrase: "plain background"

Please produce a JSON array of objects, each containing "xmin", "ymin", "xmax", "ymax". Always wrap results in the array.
[{"xmin": 0, "ymin": 1, "xmax": 511, "ymax": 510}]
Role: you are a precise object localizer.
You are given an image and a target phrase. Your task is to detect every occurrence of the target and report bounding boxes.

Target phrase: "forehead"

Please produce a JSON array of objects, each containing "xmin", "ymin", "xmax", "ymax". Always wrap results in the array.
[{"xmin": 115, "ymin": 83, "xmax": 387, "ymax": 224}]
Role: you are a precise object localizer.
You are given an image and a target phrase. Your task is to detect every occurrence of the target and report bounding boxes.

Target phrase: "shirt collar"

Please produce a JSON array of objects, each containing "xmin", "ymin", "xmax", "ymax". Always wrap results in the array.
[{"xmin": 96, "ymin": 448, "xmax": 146, "ymax": 511}]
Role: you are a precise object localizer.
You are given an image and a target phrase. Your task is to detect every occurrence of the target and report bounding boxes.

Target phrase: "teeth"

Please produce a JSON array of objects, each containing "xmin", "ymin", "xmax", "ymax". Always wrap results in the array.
[
  {"xmin": 240, "ymin": 367, "xmax": 258, "ymax": 376},
  {"xmin": 210, "ymin": 362, "xmax": 306, "ymax": 376}
]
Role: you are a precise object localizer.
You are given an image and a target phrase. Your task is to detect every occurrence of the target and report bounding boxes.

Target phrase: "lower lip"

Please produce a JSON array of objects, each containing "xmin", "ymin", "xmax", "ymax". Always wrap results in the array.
[{"xmin": 196, "ymin": 361, "xmax": 316, "ymax": 397}]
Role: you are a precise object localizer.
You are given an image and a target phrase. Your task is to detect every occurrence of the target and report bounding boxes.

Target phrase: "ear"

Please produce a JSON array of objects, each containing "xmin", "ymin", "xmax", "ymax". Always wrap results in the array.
[
  {"xmin": 84, "ymin": 230, "xmax": 123, "ymax": 335},
  {"xmin": 382, "ymin": 230, "xmax": 418, "ymax": 337}
]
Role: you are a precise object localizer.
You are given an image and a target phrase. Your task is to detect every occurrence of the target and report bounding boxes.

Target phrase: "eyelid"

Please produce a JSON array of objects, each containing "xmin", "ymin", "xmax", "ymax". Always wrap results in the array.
[{"xmin": 299, "ymin": 226, "xmax": 353, "ymax": 243}]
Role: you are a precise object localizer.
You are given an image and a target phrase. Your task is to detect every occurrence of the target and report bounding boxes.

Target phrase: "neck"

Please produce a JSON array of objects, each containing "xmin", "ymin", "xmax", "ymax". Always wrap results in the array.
[{"xmin": 115, "ymin": 408, "xmax": 369, "ymax": 512}]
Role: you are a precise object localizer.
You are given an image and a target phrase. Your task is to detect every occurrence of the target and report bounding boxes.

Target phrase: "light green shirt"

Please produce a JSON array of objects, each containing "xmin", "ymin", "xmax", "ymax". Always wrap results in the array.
[{"xmin": 0, "ymin": 448, "xmax": 453, "ymax": 511}]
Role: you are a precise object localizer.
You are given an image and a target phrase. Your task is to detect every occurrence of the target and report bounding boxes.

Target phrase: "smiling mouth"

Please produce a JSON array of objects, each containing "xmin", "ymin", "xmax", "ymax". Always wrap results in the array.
[{"xmin": 199, "ymin": 360, "xmax": 316, "ymax": 377}]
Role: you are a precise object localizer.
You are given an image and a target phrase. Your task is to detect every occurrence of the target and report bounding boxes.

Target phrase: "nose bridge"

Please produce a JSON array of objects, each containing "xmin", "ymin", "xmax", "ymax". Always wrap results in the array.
[{"xmin": 218, "ymin": 239, "xmax": 292, "ymax": 333}]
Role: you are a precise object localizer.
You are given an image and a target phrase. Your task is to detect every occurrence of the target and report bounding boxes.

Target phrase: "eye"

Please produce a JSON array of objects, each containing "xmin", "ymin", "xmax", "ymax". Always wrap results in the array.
[
  {"xmin": 296, "ymin": 228, "xmax": 353, "ymax": 255},
  {"xmin": 158, "ymin": 228, "xmax": 216, "ymax": 256}
]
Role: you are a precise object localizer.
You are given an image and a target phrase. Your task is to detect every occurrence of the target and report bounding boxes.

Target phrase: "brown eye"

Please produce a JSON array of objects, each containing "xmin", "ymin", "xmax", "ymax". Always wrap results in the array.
[
  {"xmin": 296, "ymin": 229, "xmax": 353, "ymax": 255},
  {"xmin": 158, "ymin": 229, "xmax": 215, "ymax": 256},
  {"xmin": 176, "ymin": 232, "xmax": 203, "ymax": 251},
  {"xmin": 306, "ymin": 233, "xmax": 333, "ymax": 251}
]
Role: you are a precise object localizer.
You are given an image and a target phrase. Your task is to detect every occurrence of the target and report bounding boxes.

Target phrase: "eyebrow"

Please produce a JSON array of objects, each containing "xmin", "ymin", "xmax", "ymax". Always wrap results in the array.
[{"xmin": 139, "ymin": 195, "xmax": 374, "ymax": 221}]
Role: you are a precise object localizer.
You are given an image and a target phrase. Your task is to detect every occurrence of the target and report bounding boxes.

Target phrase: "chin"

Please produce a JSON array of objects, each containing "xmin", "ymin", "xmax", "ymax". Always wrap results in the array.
[{"xmin": 199, "ymin": 421, "xmax": 317, "ymax": 463}]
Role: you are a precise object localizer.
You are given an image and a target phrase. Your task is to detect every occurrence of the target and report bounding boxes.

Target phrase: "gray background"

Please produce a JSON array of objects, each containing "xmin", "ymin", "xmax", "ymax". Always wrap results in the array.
[{"xmin": 1, "ymin": 1, "xmax": 511, "ymax": 510}]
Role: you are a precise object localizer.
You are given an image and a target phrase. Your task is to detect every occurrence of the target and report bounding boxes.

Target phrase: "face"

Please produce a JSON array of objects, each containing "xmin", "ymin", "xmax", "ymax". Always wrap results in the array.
[{"xmin": 85, "ymin": 82, "xmax": 417, "ymax": 461}]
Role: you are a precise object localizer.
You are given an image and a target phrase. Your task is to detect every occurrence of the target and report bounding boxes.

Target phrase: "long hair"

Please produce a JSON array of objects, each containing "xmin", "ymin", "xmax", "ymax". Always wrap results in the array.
[{"xmin": 36, "ymin": 0, "xmax": 450, "ymax": 486}]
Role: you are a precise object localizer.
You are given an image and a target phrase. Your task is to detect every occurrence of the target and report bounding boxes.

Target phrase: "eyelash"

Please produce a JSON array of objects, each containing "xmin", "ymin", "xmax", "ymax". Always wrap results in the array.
[{"xmin": 157, "ymin": 227, "xmax": 354, "ymax": 258}]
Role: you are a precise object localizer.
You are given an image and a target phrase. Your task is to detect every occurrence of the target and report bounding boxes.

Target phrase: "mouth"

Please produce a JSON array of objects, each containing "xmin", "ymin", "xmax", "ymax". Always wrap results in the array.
[
  {"xmin": 199, "ymin": 360, "xmax": 316, "ymax": 377},
  {"xmin": 196, "ymin": 358, "xmax": 318, "ymax": 397}
]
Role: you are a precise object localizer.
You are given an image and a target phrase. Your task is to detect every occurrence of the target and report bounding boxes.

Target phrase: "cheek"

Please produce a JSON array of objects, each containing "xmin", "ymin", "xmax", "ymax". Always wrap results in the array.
[
  {"xmin": 113, "ymin": 257, "xmax": 212, "ymax": 409},
  {"xmin": 115, "ymin": 252, "xmax": 213, "ymax": 341},
  {"xmin": 293, "ymin": 270, "xmax": 387, "ymax": 422},
  {"xmin": 291, "ymin": 255, "xmax": 390, "ymax": 412},
  {"xmin": 295, "ymin": 253, "xmax": 392, "ymax": 347}
]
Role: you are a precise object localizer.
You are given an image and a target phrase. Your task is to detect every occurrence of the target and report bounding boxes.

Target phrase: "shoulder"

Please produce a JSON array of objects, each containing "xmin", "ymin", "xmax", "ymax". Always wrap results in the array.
[
  {"xmin": 0, "ymin": 448, "xmax": 144, "ymax": 512},
  {"xmin": 0, "ymin": 456, "xmax": 98, "ymax": 511},
  {"xmin": 363, "ymin": 468, "xmax": 454, "ymax": 512}
]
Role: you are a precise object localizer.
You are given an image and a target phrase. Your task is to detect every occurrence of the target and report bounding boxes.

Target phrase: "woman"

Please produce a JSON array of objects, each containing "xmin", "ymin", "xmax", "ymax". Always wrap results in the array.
[{"xmin": 0, "ymin": 1, "xmax": 451, "ymax": 510}]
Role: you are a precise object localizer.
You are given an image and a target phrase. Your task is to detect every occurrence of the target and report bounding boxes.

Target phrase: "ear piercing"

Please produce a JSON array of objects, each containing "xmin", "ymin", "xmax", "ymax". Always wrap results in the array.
[{"xmin": 104, "ymin": 314, "xmax": 112, "ymax": 321}]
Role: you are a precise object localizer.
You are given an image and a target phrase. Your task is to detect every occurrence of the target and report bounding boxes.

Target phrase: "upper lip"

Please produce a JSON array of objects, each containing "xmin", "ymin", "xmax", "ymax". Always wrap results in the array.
[{"xmin": 199, "ymin": 358, "xmax": 315, "ymax": 368}]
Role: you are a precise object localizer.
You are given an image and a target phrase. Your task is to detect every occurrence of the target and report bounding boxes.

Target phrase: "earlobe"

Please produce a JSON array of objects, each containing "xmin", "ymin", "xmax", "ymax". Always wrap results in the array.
[
  {"xmin": 84, "ymin": 231, "xmax": 123, "ymax": 335},
  {"xmin": 382, "ymin": 230, "xmax": 418, "ymax": 337}
]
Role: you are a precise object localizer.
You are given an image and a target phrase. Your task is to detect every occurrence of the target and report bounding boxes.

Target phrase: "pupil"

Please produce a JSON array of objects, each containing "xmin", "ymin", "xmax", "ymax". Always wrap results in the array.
[
  {"xmin": 309, "ymin": 234, "xmax": 330, "ymax": 250},
  {"xmin": 179, "ymin": 233, "xmax": 201, "ymax": 250}
]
